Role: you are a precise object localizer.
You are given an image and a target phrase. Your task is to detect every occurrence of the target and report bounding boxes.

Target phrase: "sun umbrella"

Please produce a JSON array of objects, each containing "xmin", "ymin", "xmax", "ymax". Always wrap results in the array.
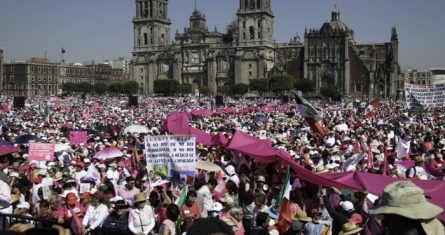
[
  {"xmin": 124, "ymin": 125, "xmax": 149, "ymax": 134},
  {"xmin": 96, "ymin": 125, "xmax": 114, "ymax": 134},
  {"xmin": 93, "ymin": 147, "xmax": 124, "ymax": 160},
  {"xmin": 14, "ymin": 135, "xmax": 42, "ymax": 144},
  {"xmin": 0, "ymin": 140, "xmax": 12, "ymax": 146},
  {"xmin": 55, "ymin": 143, "xmax": 71, "ymax": 152},
  {"xmin": 195, "ymin": 160, "xmax": 222, "ymax": 172},
  {"xmin": 0, "ymin": 145, "xmax": 20, "ymax": 156}
]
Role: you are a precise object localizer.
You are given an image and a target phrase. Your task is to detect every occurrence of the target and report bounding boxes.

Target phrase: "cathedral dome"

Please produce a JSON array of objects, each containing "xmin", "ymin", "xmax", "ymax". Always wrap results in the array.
[{"xmin": 329, "ymin": 8, "xmax": 349, "ymax": 32}]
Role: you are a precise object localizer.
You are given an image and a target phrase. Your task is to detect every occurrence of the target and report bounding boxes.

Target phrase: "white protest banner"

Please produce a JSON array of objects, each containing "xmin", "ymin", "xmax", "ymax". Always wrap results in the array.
[
  {"xmin": 145, "ymin": 135, "xmax": 196, "ymax": 184},
  {"xmin": 404, "ymin": 83, "xmax": 445, "ymax": 109}
]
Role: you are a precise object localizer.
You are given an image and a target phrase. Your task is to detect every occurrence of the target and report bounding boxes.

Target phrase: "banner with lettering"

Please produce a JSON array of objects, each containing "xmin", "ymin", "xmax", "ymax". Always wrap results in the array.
[
  {"xmin": 404, "ymin": 83, "xmax": 445, "ymax": 109},
  {"xmin": 28, "ymin": 143, "xmax": 55, "ymax": 161},
  {"xmin": 69, "ymin": 131, "xmax": 87, "ymax": 145},
  {"xmin": 145, "ymin": 135, "xmax": 196, "ymax": 184}
]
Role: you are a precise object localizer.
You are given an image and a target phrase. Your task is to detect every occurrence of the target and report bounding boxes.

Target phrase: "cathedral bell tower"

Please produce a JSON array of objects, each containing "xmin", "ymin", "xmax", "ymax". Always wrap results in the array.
[
  {"xmin": 133, "ymin": 0, "xmax": 171, "ymax": 51},
  {"xmin": 237, "ymin": 0, "xmax": 274, "ymax": 46}
]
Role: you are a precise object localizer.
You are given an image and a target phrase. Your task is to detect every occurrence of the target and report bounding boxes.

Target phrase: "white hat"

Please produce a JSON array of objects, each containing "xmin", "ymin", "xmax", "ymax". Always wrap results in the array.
[
  {"xmin": 219, "ymin": 194, "xmax": 235, "ymax": 207},
  {"xmin": 210, "ymin": 202, "xmax": 223, "ymax": 212},
  {"xmin": 84, "ymin": 158, "xmax": 91, "ymax": 163},
  {"xmin": 98, "ymin": 164, "xmax": 106, "ymax": 169},
  {"xmin": 38, "ymin": 169, "xmax": 48, "ymax": 176},
  {"xmin": 10, "ymin": 172, "xmax": 20, "ymax": 178},
  {"xmin": 17, "ymin": 202, "xmax": 30, "ymax": 210},
  {"xmin": 340, "ymin": 201, "xmax": 355, "ymax": 212}
]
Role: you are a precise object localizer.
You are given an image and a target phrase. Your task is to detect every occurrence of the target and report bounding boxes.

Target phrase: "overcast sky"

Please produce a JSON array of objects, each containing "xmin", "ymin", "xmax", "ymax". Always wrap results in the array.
[{"xmin": 1, "ymin": 0, "xmax": 444, "ymax": 70}]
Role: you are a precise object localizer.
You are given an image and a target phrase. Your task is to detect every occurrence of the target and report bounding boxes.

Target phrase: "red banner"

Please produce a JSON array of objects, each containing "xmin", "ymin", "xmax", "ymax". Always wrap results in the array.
[{"xmin": 28, "ymin": 143, "xmax": 55, "ymax": 161}]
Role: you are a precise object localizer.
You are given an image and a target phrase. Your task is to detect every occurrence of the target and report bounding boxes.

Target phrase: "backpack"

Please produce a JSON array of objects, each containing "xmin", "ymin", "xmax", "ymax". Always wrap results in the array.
[{"xmin": 406, "ymin": 166, "xmax": 417, "ymax": 178}]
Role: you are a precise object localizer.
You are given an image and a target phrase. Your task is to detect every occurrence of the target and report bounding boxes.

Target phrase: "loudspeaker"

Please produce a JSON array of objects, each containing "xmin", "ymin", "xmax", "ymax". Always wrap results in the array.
[
  {"xmin": 215, "ymin": 95, "xmax": 224, "ymax": 107},
  {"xmin": 128, "ymin": 96, "xmax": 138, "ymax": 106},
  {"xmin": 13, "ymin": 96, "xmax": 25, "ymax": 109}
]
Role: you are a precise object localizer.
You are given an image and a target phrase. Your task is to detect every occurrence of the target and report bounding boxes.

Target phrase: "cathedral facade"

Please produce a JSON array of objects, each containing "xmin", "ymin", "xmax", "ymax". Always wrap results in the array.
[{"xmin": 131, "ymin": 0, "xmax": 400, "ymax": 99}]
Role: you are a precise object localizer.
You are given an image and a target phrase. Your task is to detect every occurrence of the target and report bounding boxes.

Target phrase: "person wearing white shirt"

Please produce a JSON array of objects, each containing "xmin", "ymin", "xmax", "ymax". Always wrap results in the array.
[
  {"xmin": 106, "ymin": 163, "xmax": 120, "ymax": 182},
  {"xmin": 128, "ymin": 193, "xmax": 155, "ymax": 235},
  {"xmin": 197, "ymin": 178, "xmax": 217, "ymax": 218},
  {"xmin": 82, "ymin": 191, "xmax": 109, "ymax": 234},
  {"xmin": 407, "ymin": 156, "xmax": 429, "ymax": 180},
  {"xmin": 74, "ymin": 162, "xmax": 87, "ymax": 184}
]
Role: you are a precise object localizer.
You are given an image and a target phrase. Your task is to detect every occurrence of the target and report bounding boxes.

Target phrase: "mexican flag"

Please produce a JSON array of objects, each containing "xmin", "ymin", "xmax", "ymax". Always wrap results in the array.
[
  {"xmin": 175, "ymin": 186, "xmax": 188, "ymax": 208},
  {"xmin": 274, "ymin": 166, "xmax": 292, "ymax": 233},
  {"xmin": 44, "ymin": 101, "xmax": 51, "ymax": 123},
  {"xmin": 292, "ymin": 91, "xmax": 326, "ymax": 135}
]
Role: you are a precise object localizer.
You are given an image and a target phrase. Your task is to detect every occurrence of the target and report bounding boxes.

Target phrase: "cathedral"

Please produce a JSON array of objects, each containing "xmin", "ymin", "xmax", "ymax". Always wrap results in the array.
[{"xmin": 131, "ymin": 0, "xmax": 400, "ymax": 99}]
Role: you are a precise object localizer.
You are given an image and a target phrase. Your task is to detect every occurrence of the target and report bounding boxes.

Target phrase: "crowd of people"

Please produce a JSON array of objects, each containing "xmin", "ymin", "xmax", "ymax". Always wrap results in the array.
[{"xmin": 0, "ymin": 94, "xmax": 444, "ymax": 235}]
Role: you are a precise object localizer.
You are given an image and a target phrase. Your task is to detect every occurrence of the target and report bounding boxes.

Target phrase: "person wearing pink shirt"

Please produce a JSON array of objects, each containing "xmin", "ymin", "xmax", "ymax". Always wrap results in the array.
[{"xmin": 118, "ymin": 177, "xmax": 140, "ymax": 206}]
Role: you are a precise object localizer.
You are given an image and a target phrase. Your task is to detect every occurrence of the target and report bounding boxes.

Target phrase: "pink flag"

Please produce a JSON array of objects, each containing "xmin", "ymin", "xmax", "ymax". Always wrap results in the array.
[
  {"xmin": 212, "ymin": 170, "xmax": 227, "ymax": 201},
  {"xmin": 352, "ymin": 139, "xmax": 361, "ymax": 154}
]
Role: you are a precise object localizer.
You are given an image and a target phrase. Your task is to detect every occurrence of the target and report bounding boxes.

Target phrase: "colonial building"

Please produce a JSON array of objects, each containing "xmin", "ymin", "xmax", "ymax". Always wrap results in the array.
[
  {"xmin": 2, "ymin": 58, "xmax": 128, "ymax": 96},
  {"xmin": 131, "ymin": 0, "xmax": 400, "ymax": 98},
  {"xmin": 400, "ymin": 69, "xmax": 432, "ymax": 86}
]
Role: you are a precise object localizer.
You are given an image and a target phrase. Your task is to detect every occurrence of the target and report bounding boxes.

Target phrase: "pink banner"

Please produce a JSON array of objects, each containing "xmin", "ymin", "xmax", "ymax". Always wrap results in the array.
[
  {"xmin": 69, "ymin": 131, "xmax": 87, "ymax": 145},
  {"xmin": 28, "ymin": 143, "xmax": 55, "ymax": 161},
  {"xmin": 164, "ymin": 109, "xmax": 445, "ymax": 222}
]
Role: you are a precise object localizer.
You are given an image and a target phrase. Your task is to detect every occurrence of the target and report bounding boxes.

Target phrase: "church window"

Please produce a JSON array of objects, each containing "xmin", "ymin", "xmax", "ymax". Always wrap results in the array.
[
  {"xmin": 243, "ymin": 21, "xmax": 246, "ymax": 29},
  {"xmin": 250, "ymin": 0, "xmax": 255, "ymax": 9},
  {"xmin": 159, "ymin": 3, "xmax": 163, "ymax": 16},
  {"xmin": 258, "ymin": 32, "xmax": 261, "ymax": 39},
  {"xmin": 243, "ymin": 33, "xmax": 246, "ymax": 40},
  {"xmin": 248, "ymin": 63, "xmax": 252, "ymax": 69},
  {"xmin": 257, "ymin": 0, "xmax": 261, "ymax": 8},
  {"xmin": 249, "ymin": 26, "xmax": 255, "ymax": 39},
  {"xmin": 143, "ymin": 1, "xmax": 148, "ymax": 17},
  {"xmin": 144, "ymin": 33, "xmax": 148, "ymax": 45},
  {"xmin": 149, "ymin": 0, "xmax": 153, "ymax": 17},
  {"xmin": 160, "ymin": 34, "xmax": 165, "ymax": 45},
  {"xmin": 245, "ymin": 0, "xmax": 248, "ymax": 10},
  {"xmin": 249, "ymin": 71, "xmax": 252, "ymax": 77},
  {"xmin": 258, "ymin": 20, "xmax": 261, "ymax": 28}
]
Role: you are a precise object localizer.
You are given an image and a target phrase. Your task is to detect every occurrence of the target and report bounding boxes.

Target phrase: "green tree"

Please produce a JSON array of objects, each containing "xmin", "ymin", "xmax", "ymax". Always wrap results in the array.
[
  {"xmin": 178, "ymin": 84, "xmax": 193, "ymax": 95},
  {"xmin": 199, "ymin": 86, "xmax": 210, "ymax": 96},
  {"xmin": 62, "ymin": 82, "xmax": 75, "ymax": 93},
  {"xmin": 320, "ymin": 86, "xmax": 340, "ymax": 98},
  {"xmin": 122, "ymin": 81, "xmax": 139, "ymax": 95},
  {"xmin": 295, "ymin": 78, "xmax": 315, "ymax": 93},
  {"xmin": 92, "ymin": 83, "xmax": 108, "ymax": 95},
  {"xmin": 217, "ymin": 85, "xmax": 231, "ymax": 95},
  {"xmin": 154, "ymin": 79, "xmax": 180, "ymax": 96},
  {"xmin": 269, "ymin": 74, "xmax": 294, "ymax": 94},
  {"xmin": 108, "ymin": 83, "xmax": 123, "ymax": 94},
  {"xmin": 233, "ymin": 83, "xmax": 249, "ymax": 95},
  {"xmin": 77, "ymin": 82, "xmax": 92, "ymax": 93},
  {"xmin": 250, "ymin": 78, "xmax": 269, "ymax": 96}
]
